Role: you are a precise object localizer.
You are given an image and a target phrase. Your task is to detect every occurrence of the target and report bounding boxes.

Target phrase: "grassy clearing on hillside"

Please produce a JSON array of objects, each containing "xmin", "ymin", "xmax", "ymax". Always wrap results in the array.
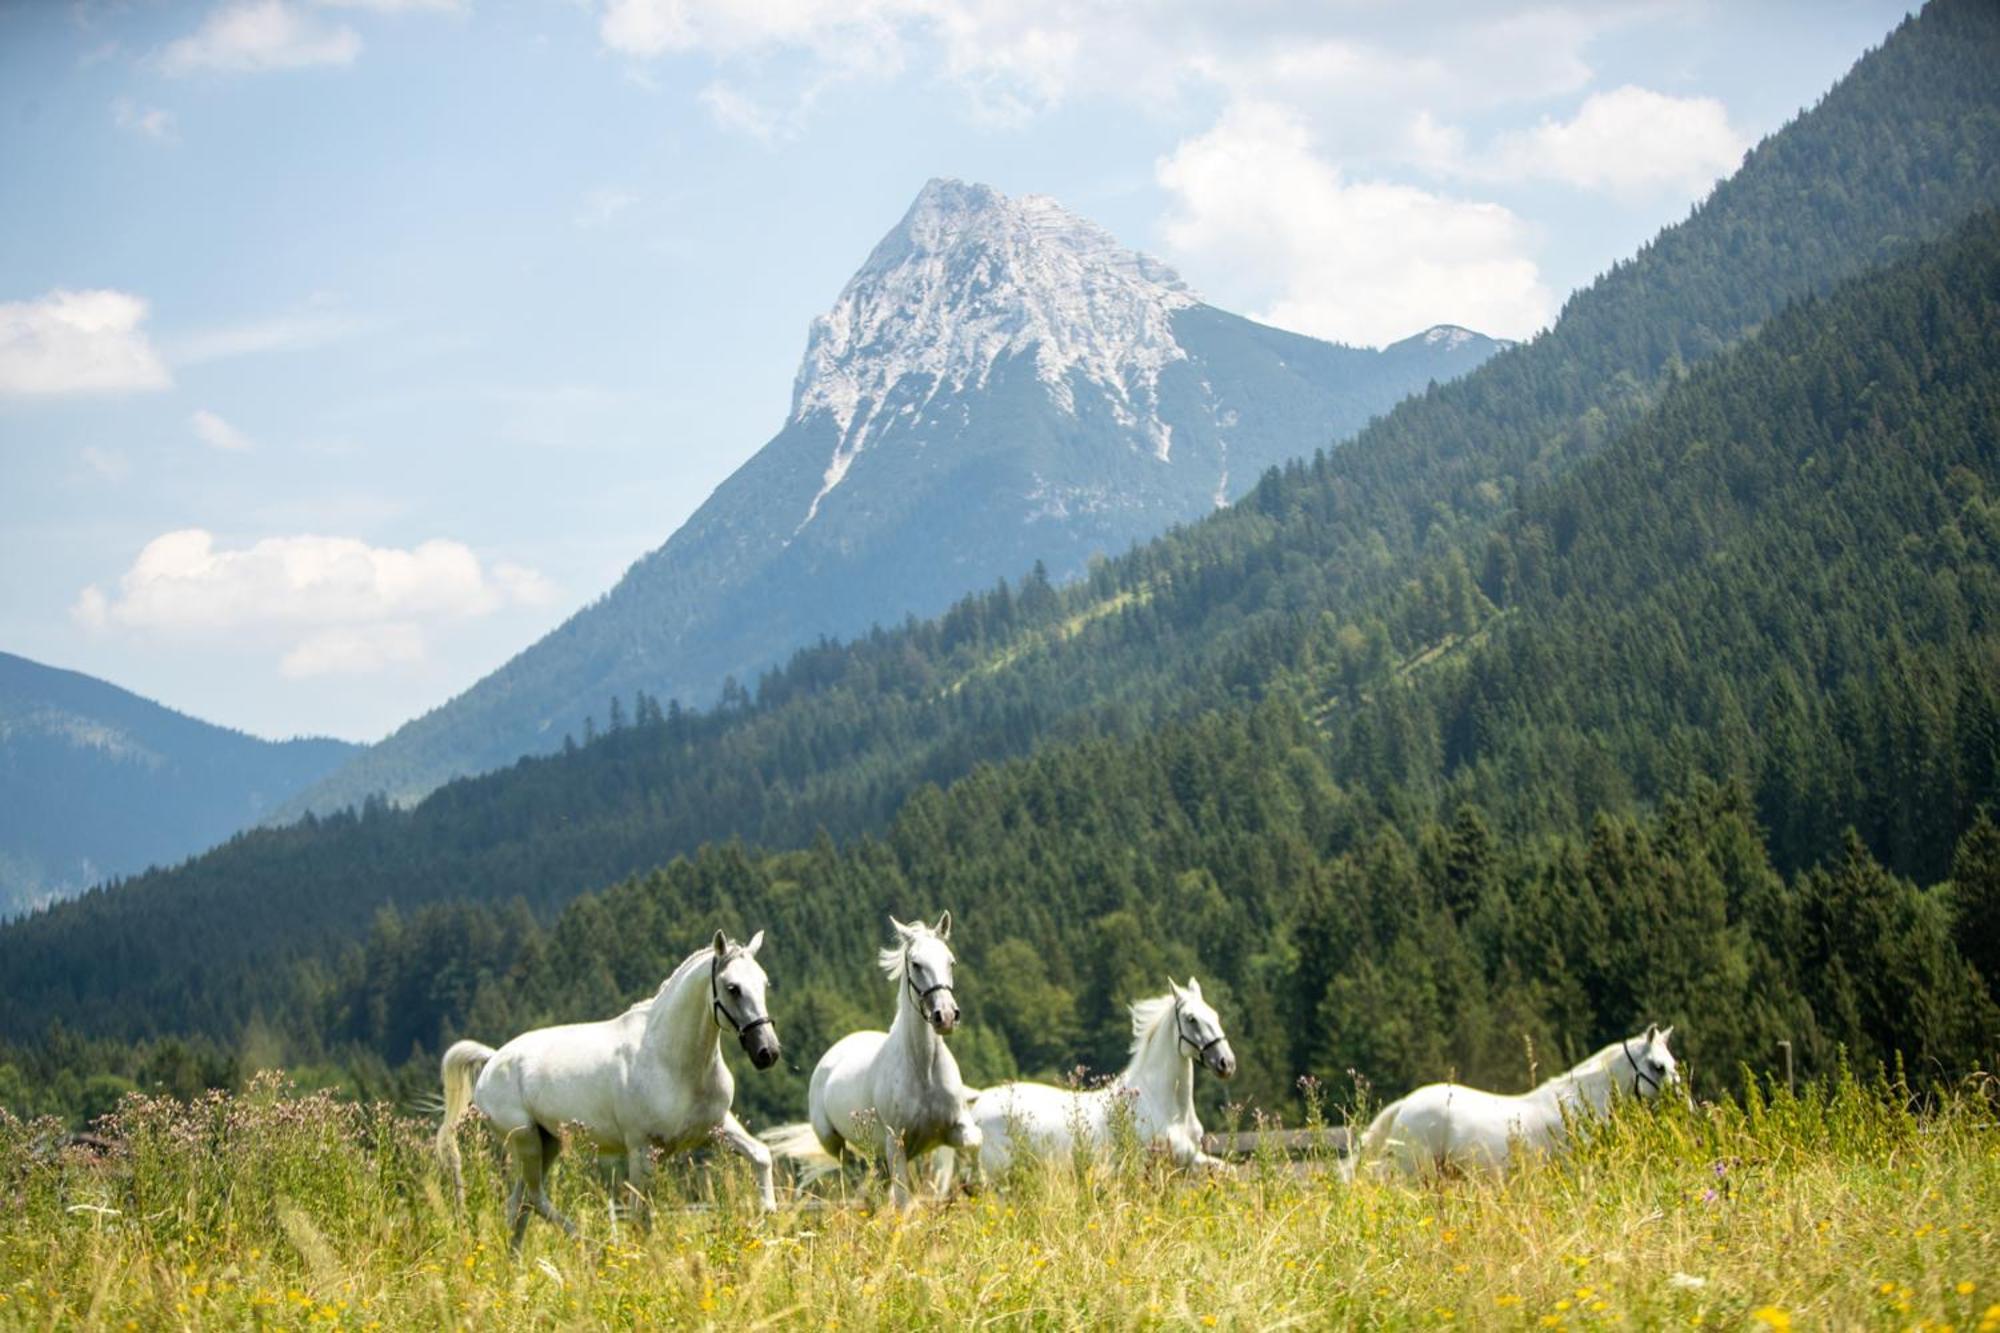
[{"xmin": 1, "ymin": 1072, "xmax": 1993, "ymax": 1330}]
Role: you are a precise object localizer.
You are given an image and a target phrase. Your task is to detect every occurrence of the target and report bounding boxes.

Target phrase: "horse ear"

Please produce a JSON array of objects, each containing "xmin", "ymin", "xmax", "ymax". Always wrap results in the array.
[
  {"xmin": 935, "ymin": 910, "xmax": 952, "ymax": 940},
  {"xmin": 713, "ymin": 929, "xmax": 728, "ymax": 956},
  {"xmin": 746, "ymin": 929, "xmax": 765, "ymax": 958},
  {"xmin": 888, "ymin": 915, "xmax": 909, "ymax": 937},
  {"xmin": 1186, "ymin": 976, "xmax": 1203, "ymax": 998},
  {"xmin": 1645, "ymin": 1021, "xmax": 1659, "ymax": 1040},
  {"xmin": 1659, "ymin": 1024, "xmax": 1674, "ymax": 1044},
  {"xmin": 1166, "ymin": 976, "xmax": 1183, "ymax": 997}
]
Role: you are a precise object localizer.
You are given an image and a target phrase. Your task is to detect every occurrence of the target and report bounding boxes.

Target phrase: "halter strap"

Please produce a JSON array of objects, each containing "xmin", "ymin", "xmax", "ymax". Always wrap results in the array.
[
  {"xmin": 906, "ymin": 951, "xmax": 955, "ymax": 1011},
  {"xmin": 1621, "ymin": 1037, "xmax": 1660, "ymax": 1097},
  {"xmin": 711, "ymin": 949, "xmax": 773, "ymax": 1039},
  {"xmin": 1175, "ymin": 1000, "xmax": 1226, "ymax": 1060}
]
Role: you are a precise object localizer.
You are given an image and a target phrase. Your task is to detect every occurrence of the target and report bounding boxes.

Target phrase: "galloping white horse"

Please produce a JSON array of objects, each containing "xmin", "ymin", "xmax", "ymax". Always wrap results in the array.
[
  {"xmin": 967, "ymin": 976, "xmax": 1236, "ymax": 1175},
  {"xmin": 437, "ymin": 930, "xmax": 782, "ymax": 1247},
  {"xmin": 763, "ymin": 914, "xmax": 981, "ymax": 1207},
  {"xmin": 1349, "ymin": 1024, "xmax": 1681, "ymax": 1178}
]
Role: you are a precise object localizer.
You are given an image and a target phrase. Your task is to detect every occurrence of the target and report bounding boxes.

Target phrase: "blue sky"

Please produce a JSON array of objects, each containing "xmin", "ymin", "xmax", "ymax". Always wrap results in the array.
[{"xmin": 0, "ymin": 0, "xmax": 1909, "ymax": 742}]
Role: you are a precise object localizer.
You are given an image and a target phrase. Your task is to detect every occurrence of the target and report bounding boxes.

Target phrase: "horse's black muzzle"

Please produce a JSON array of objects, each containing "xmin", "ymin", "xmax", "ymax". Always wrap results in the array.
[{"xmin": 740, "ymin": 1024, "xmax": 781, "ymax": 1070}]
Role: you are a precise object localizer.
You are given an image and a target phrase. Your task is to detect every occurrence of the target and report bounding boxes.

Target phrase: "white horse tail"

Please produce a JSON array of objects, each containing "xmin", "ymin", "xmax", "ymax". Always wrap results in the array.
[
  {"xmin": 437, "ymin": 1039, "xmax": 495, "ymax": 1205},
  {"xmin": 1345, "ymin": 1099, "xmax": 1402, "ymax": 1181},
  {"xmin": 762, "ymin": 1121, "xmax": 843, "ymax": 1188}
]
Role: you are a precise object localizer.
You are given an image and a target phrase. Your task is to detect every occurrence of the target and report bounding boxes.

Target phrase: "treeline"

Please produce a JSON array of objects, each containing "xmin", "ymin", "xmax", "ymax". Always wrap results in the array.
[
  {"xmin": 9, "ymin": 208, "xmax": 2000, "ymax": 1124},
  {"xmin": 2, "ymin": 0, "xmax": 1997, "ymax": 1048}
]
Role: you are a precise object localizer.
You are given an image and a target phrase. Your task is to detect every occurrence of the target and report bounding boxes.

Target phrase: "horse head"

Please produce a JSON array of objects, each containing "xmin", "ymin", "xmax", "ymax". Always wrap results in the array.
[
  {"xmin": 711, "ymin": 929, "xmax": 781, "ymax": 1070},
  {"xmin": 1170, "ymin": 977, "xmax": 1236, "ymax": 1080},
  {"xmin": 887, "ymin": 913, "xmax": 960, "ymax": 1035},
  {"xmin": 1625, "ymin": 1022, "xmax": 1682, "ymax": 1103}
]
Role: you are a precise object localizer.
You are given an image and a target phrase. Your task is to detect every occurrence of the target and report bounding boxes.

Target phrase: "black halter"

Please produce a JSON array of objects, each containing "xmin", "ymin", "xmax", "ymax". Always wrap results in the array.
[
  {"xmin": 711, "ymin": 950, "xmax": 773, "ymax": 1040},
  {"xmin": 1175, "ymin": 1001, "xmax": 1227, "ymax": 1061},
  {"xmin": 906, "ymin": 951, "xmax": 955, "ymax": 1014},
  {"xmin": 1621, "ymin": 1037, "xmax": 1660, "ymax": 1097}
]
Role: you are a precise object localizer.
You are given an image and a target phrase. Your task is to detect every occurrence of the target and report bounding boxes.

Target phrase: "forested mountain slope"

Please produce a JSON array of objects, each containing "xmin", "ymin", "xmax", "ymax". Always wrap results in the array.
[
  {"xmin": 0, "ymin": 653, "xmax": 356, "ymax": 917},
  {"xmin": 1, "ymin": 0, "xmax": 1997, "ymax": 1055},
  {"xmin": 311, "ymin": 207, "xmax": 2000, "ymax": 1115},
  {"xmin": 12, "ymin": 209, "xmax": 1998, "ymax": 1125}
]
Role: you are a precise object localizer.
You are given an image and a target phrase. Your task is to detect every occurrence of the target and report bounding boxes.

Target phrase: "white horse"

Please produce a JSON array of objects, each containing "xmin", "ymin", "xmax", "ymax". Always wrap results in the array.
[
  {"xmin": 763, "ymin": 914, "xmax": 981, "ymax": 1207},
  {"xmin": 436, "ymin": 930, "xmax": 782, "ymax": 1247},
  {"xmin": 966, "ymin": 976, "xmax": 1237, "ymax": 1175},
  {"xmin": 1348, "ymin": 1024, "xmax": 1681, "ymax": 1178}
]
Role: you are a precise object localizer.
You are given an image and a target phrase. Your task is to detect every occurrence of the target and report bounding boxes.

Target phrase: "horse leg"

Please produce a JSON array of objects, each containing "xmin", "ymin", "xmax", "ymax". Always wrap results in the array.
[
  {"xmin": 526, "ymin": 1125, "xmax": 578, "ymax": 1239},
  {"xmin": 621, "ymin": 1137, "xmax": 655, "ymax": 1233},
  {"xmin": 925, "ymin": 1147, "xmax": 955, "ymax": 1198},
  {"xmin": 715, "ymin": 1112, "xmax": 777, "ymax": 1214},
  {"xmin": 883, "ymin": 1127, "xmax": 912, "ymax": 1211},
  {"xmin": 945, "ymin": 1116, "xmax": 985, "ymax": 1196},
  {"xmin": 503, "ymin": 1127, "xmax": 539, "ymax": 1252}
]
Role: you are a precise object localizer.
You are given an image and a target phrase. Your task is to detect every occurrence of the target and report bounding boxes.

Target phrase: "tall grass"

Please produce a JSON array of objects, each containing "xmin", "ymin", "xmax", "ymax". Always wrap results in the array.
[{"xmin": 1, "ymin": 1069, "xmax": 1993, "ymax": 1329}]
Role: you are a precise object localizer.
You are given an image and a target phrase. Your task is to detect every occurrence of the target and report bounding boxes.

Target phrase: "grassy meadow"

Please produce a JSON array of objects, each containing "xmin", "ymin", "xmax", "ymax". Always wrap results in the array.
[{"xmin": 1, "ymin": 1071, "xmax": 1994, "ymax": 1330}]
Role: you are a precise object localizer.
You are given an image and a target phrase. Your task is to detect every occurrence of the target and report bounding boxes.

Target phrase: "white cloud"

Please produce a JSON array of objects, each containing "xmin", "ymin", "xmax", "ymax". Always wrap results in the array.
[
  {"xmin": 81, "ymin": 446, "xmax": 133, "ymax": 482},
  {"xmin": 158, "ymin": 1, "xmax": 362, "ymax": 75},
  {"xmin": 1483, "ymin": 85, "xmax": 1747, "ymax": 199},
  {"xmin": 0, "ymin": 289, "xmax": 172, "ymax": 397},
  {"xmin": 110, "ymin": 98, "xmax": 177, "ymax": 141},
  {"xmin": 1156, "ymin": 101, "xmax": 1553, "ymax": 347},
  {"xmin": 591, "ymin": 2, "xmax": 1632, "ymax": 136},
  {"xmin": 191, "ymin": 408, "xmax": 256, "ymax": 452},
  {"xmin": 493, "ymin": 561, "xmax": 558, "ymax": 606},
  {"xmin": 598, "ymin": 0, "xmax": 917, "ymax": 67},
  {"xmin": 72, "ymin": 584, "xmax": 110, "ymax": 630},
  {"xmin": 573, "ymin": 186, "xmax": 638, "ymax": 229},
  {"xmin": 73, "ymin": 530, "xmax": 555, "ymax": 674},
  {"xmin": 280, "ymin": 623, "xmax": 425, "ymax": 678},
  {"xmin": 167, "ymin": 308, "xmax": 366, "ymax": 365}
]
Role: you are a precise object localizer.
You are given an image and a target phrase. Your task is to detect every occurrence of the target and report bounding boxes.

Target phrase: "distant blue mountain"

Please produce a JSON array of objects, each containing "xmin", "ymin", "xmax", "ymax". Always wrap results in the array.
[{"xmin": 0, "ymin": 652, "xmax": 357, "ymax": 915}]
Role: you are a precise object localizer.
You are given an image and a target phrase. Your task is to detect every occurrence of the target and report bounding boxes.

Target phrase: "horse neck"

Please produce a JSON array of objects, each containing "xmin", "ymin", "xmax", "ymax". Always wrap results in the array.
[
  {"xmin": 888, "ymin": 970, "xmax": 941, "ymax": 1063},
  {"xmin": 642, "ymin": 955, "xmax": 721, "ymax": 1072},
  {"xmin": 1534, "ymin": 1046, "xmax": 1618, "ymax": 1114},
  {"xmin": 1120, "ymin": 1010, "xmax": 1194, "ymax": 1122}
]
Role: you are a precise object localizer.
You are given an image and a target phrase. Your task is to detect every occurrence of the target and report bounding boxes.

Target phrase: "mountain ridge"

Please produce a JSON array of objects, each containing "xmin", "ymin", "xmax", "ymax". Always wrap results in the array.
[
  {"xmin": 284, "ymin": 181, "xmax": 1504, "ymax": 816},
  {"xmin": 0, "ymin": 651, "xmax": 356, "ymax": 916}
]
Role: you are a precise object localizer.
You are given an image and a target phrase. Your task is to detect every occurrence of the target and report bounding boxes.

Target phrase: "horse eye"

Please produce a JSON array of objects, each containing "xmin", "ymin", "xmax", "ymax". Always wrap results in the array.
[{"xmin": 728, "ymin": 983, "xmax": 742, "ymax": 997}]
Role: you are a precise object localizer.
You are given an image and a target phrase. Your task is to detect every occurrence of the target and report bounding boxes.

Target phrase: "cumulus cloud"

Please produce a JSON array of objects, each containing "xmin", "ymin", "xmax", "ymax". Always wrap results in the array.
[
  {"xmin": 0, "ymin": 289, "xmax": 172, "ymax": 397},
  {"xmin": 1481, "ymin": 85, "xmax": 1748, "ymax": 199},
  {"xmin": 158, "ymin": 0, "xmax": 362, "ymax": 75},
  {"xmin": 191, "ymin": 408, "xmax": 255, "ymax": 452},
  {"xmin": 1156, "ymin": 101, "xmax": 1553, "ymax": 347},
  {"xmin": 73, "ymin": 530, "xmax": 555, "ymax": 675},
  {"xmin": 592, "ymin": 1, "xmax": 1627, "ymax": 134}
]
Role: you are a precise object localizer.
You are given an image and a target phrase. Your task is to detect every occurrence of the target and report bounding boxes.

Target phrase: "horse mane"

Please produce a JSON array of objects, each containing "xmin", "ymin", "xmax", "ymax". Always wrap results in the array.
[
  {"xmin": 1533, "ymin": 1033, "xmax": 1645, "ymax": 1093},
  {"xmin": 623, "ymin": 943, "xmax": 732, "ymax": 1018},
  {"xmin": 1128, "ymin": 993, "xmax": 1176, "ymax": 1055},
  {"xmin": 877, "ymin": 924, "xmax": 949, "ymax": 981}
]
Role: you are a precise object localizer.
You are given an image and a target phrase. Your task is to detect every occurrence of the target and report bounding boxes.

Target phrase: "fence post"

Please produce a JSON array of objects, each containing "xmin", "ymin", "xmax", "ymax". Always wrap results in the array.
[{"xmin": 1778, "ymin": 1039, "xmax": 1794, "ymax": 1096}]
